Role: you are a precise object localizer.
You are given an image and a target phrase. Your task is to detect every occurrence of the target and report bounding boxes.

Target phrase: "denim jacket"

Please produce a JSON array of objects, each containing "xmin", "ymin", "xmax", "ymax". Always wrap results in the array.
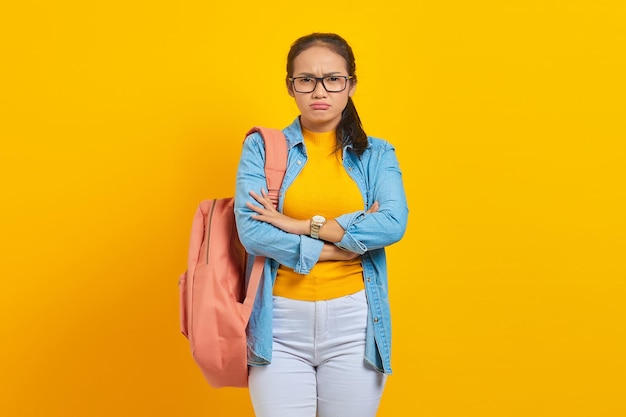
[{"xmin": 234, "ymin": 117, "xmax": 408, "ymax": 374}]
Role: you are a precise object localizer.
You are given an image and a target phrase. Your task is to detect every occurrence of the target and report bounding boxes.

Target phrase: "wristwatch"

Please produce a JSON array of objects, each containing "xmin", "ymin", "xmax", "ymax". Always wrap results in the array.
[{"xmin": 310, "ymin": 215, "xmax": 326, "ymax": 239}]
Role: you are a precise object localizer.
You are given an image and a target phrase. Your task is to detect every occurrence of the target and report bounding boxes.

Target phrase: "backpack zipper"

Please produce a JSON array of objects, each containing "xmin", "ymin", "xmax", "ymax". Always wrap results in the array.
[{"xmin": 205, "ymin": 199, "xmax": 217, "ymax": 264}]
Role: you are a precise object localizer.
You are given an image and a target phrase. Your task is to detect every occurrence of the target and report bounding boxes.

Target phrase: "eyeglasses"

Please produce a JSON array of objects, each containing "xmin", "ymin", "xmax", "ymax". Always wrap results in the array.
[{"xmin": 288, "ymin": 76, "xmax": 354, "ymax": 93}]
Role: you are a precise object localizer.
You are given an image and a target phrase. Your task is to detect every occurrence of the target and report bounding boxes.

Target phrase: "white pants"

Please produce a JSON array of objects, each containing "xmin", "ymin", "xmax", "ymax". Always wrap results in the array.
[{"xmin": 248, "ymin": 290, "xmax": 387, "ymax": 417}]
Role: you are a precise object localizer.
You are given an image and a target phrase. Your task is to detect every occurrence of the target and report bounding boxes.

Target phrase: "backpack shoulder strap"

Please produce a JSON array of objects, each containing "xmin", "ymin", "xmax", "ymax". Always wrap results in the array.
[
  {"xmin": 241, "ymin": 127, "xmax": 288, "ymax": 311},
  {"xmin": 245, "ymin": 127, "xmax": 288, "ymax": 207}
]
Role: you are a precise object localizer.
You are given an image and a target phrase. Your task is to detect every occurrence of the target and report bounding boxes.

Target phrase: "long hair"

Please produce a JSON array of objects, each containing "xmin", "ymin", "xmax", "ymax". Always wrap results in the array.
[{"xmin": 286, "ymin": 33, "xmax": 368, "ymax": 157}]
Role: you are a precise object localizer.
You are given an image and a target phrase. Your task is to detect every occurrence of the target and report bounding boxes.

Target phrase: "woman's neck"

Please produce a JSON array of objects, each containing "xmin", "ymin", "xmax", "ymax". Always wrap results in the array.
[{"xmin": 299, "ymin": 115, "xmax": 341, "ymax": 133}]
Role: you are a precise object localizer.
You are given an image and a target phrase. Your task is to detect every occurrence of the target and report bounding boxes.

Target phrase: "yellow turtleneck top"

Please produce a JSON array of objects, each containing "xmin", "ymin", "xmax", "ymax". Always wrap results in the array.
[{"xmin": 273, "ymin": 128, "xmax": 365, "ymax": 301}]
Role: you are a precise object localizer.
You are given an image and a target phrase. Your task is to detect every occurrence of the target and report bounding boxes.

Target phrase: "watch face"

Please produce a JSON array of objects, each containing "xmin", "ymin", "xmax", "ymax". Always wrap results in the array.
[{"xmin": 312, "ymin": 215, "xmax": 326, "ymax": 223}]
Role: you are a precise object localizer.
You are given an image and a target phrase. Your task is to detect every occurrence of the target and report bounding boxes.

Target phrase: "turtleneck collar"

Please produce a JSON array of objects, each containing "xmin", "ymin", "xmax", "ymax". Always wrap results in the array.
[{"xmin": 302, "ymin": 127, "xmax": 336, "ymax": 149}]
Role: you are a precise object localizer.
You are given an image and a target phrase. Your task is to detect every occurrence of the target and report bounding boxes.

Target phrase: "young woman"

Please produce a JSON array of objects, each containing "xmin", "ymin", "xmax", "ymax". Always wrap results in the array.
[{"xmin": 234, "ymin": 32, "xmax": 408, "ymax": 417}]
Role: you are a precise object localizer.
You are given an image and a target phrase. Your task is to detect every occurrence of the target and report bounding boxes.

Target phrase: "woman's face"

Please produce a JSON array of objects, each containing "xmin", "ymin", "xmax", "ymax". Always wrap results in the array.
[{"xmin": 288, "ymin": 45, "xmax": 355, "ymax": 132}]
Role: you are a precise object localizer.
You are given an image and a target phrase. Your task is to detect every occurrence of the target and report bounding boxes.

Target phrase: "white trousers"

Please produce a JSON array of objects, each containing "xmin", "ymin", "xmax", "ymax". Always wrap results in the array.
[{"xmin": 248, "ymin": 290, "xmax": 387, "ymax": 417}]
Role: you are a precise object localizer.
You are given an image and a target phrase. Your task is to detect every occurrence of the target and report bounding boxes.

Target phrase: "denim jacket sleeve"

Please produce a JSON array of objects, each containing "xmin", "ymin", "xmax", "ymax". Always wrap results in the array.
[
  {"xmin": 234, "ymin": 132, "xmax": 324, "ymax": 274},
  {"xmin": 334, "ymin": 140, "xmax": 409, "ymax": 254}
]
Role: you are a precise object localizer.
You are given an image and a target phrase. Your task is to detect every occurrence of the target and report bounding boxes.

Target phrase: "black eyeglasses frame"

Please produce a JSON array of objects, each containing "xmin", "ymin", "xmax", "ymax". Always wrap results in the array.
[{"xmin": 288, "ymin": 75, "xmax": 355, "ymax": 93}]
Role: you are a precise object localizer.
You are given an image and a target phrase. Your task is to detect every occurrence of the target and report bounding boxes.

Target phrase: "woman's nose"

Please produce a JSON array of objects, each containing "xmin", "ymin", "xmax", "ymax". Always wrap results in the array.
[{"xmin": 312, "ymin": 80, "xmax": 327, "ymax": 97}]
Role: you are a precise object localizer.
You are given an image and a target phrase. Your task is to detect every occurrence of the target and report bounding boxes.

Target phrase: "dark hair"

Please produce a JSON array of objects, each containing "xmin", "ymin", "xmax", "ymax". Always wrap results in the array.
[{"xmin": 286, "ymin": 33, "xmax": 368, "ymax": 157}]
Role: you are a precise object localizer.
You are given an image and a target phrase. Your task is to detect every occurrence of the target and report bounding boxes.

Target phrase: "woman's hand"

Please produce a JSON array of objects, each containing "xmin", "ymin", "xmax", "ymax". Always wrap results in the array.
[
  {"xmin": 366, "ymin": 201, "xmax": 379, "ymax": 215},
  {"xmin": 247, "ymin": 189, "xmax": 309, "ymax": 235}
]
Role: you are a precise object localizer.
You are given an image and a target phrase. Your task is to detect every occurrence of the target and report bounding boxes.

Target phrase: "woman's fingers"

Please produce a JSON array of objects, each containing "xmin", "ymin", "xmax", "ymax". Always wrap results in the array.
[
  {"xmin": 246, "ymin": 201, "xmax": 263, "ymax": 214},
  {"xmin": 248, "ymin": 189, "xmax": 281, "ymax": 220},
  {"xmin": 366, "ymin": 201, "xmax": 379, "ymax": 214},
  {"xmin": 249, "ymin": 190, "xmax": 274, "ymax": 209}
]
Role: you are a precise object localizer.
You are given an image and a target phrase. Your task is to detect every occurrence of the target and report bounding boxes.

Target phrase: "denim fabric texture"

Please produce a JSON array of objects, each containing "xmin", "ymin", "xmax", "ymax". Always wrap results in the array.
[{"xmin": 234, "ymin": 117, "xmax": 409, "ymax": 374}]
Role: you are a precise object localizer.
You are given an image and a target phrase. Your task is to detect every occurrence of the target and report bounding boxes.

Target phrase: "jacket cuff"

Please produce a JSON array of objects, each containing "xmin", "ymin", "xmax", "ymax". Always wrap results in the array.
[
  {"xmin": 293, "ymin": 235, "xmax": 324, "ymax": 274},
  {"xmin": 335, "ymin": 212, "xmax": 368, "ymax": 254}
]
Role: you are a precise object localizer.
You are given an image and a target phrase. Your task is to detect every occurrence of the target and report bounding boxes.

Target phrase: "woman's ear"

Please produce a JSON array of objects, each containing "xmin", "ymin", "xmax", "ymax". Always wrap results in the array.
[
  {"xmin": 348, "ymin": 78, "xmax": 357, "ymax": 97},
  {"xmin": 348, "ymin": 82, "xmax": 356, "ymax": 97},
  {"xmin": 286, "ymin": 80, "xmax": 295, "ymax": 97}
]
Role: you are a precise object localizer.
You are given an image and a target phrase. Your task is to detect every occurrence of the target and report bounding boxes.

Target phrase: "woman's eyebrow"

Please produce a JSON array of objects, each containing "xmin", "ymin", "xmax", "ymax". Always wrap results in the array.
[{"xmin": 294, "ymin": 71, "xmax": 344, "ymax": 77}]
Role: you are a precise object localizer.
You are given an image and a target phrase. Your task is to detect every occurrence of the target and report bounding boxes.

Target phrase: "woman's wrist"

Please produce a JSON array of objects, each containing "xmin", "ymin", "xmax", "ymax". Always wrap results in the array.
[{"xmin": 315, "ymin": 219, "xmax": 345, "ymax": 243}]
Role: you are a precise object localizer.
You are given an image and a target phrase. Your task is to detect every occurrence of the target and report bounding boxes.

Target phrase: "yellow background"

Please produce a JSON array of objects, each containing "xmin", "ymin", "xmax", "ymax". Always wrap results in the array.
[{"xmin": 1, "ymin": 1, "xmax": 624, "ymax": 416}]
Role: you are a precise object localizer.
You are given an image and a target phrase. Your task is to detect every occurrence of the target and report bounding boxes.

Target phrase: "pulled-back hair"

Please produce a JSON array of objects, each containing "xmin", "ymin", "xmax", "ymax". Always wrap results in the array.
[{"xmin": 286, "ymin": 33, "xmax": 368, "ymax": 157}]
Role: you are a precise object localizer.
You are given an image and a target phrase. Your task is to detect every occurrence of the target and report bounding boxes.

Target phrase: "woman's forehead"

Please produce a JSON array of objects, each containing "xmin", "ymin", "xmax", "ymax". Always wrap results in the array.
[{"xmin": 292, "ymin": 46, "xmax": 348, "ymax": 74}]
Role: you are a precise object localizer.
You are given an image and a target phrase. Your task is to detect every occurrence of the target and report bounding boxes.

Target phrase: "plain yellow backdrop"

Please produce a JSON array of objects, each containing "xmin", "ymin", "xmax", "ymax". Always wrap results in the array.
[{"xmin": 1, "ymin": 1, "xmax": 625, "ymax": 416}]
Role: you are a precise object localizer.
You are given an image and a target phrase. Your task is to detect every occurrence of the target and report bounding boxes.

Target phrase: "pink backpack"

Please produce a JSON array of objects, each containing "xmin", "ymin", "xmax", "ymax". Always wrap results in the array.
[{"xmin": 179, "ymin": 127, "xmax": 288, "ymax": 388}]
